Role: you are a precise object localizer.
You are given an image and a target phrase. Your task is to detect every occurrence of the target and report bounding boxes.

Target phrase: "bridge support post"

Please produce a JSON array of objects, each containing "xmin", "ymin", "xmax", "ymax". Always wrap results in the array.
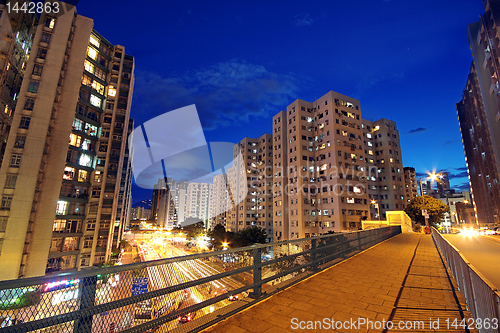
[
  {"xmin": 250, "ymin": 247, "xmax": 262, "ymax": 298},
  {"xmin": 311, "ymin": 239, "xmax": 318, "ymax": 271},
  {"xmin": 73, "ymin": 275, "xmax": 97, "ymax": 333}
]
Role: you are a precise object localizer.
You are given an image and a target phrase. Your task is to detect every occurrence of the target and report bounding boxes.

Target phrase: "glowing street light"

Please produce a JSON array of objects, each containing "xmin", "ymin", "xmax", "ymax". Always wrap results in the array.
[{"xmin": 371, "ymin": 200, "xmax": 381, "ymax": 222}]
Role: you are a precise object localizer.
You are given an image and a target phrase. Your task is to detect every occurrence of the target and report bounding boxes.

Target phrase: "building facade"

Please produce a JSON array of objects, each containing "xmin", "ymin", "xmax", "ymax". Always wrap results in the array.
[
  {"xmin": 272, "ymin": 91, "xmax": 370, "ymax": 240},
  {"xmin": 0, "ymin": 3, "xmax": 37, "ymax": 165},
  {"xmin": 362, "ymin": 119, "xmax": 405, "ymax": 219},
  {"xmin": 226, "ymin": 134, "xmax": 273, "ymax": 241},
  {"xmin": 403, "ymin": 167, "xmax": 418, "ymax": 204},
  {"xmin": 0, "ymin": 8, "xmax": 134, "ymax": 279},
  {"xmin": 457, "ymin": 0, "xmax": 500, "ymax": 226}
]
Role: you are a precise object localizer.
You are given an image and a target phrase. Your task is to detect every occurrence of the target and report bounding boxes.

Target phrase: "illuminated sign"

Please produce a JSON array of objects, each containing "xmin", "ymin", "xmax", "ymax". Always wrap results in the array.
[
  {"xmin": 44, "ymin": 279, "xmax": 80, "ymax": 292},
  {"xmin": 51, "ymin": 289, "xmax": 79, "ymax": 305}
]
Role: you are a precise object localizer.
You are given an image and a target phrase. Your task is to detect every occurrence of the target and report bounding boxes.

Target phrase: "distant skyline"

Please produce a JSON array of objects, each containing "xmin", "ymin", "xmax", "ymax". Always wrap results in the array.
[{"xmin": 75, "ymin": 0, "xmax": 485, "ymax": 202}]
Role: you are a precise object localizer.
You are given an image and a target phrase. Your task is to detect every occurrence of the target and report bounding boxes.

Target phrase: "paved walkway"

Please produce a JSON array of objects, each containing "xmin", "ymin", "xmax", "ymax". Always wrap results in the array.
[{"xmin": 201, "ymin": 234, "xmax": 476, "ymax": 332}]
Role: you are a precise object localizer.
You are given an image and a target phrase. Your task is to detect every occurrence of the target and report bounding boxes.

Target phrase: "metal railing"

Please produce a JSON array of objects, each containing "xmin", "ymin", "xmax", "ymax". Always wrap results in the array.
[
  {"xmin": 0, "ymin": 226, "xmax": 401, "ymax": 333},
  {"xmin": 431, "ymin": 228, "xmax": 500, "ymax": 332}
]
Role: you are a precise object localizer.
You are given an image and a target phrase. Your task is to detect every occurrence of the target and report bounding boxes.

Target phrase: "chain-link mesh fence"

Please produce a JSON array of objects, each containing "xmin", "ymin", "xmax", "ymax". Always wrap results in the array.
[{"xmin": 0, "ymin": 226, "xmax": 400, "ymax": 333}]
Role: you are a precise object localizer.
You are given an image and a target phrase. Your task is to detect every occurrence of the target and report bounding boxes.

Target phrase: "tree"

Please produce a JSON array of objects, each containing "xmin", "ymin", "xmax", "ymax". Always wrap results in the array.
[
  {"xmin": 182, "ymin": 221, "xmax": 205, "ymax": 239},
  {"xmin": 404, "ymin": 195, "xmax": 449, "ymax": 227},
  {"xmin": 232, "ymin": 226, "xmax": 267, "ymax": 248},
  {"xmin": 207, "ymin": 224, "xmax": 230, "ymax": 250}
]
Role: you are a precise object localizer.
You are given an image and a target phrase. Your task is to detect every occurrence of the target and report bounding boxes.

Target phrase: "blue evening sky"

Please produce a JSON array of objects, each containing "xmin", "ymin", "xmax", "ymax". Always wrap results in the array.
[{"xmin": 75, "ymin": 0, "xmax": 484, "ymax": 203}]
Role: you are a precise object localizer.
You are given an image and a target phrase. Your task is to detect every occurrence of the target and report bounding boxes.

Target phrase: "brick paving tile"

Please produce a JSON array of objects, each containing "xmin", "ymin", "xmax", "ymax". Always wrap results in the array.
[{"xmin": 201, "ymin": 234, "xmax": 476, "ymax": 333}]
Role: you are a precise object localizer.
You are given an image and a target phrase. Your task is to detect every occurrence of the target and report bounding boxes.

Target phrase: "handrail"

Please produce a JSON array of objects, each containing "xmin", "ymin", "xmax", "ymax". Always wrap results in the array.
[{"xmin": 0, "ymin": 226, "xmax": 401, "ymax": 333}]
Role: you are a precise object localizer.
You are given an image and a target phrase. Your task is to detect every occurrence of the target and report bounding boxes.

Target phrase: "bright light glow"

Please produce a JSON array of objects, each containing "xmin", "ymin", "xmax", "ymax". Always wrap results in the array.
[{"xmin": 461, "ymin": 229, "xmax": 477, "ymax": 237}]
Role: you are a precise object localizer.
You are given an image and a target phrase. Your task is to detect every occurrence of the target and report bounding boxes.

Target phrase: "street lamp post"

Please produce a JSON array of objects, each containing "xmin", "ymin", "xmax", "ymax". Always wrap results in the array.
[{"xmin": 371, "ymin": 200, "xmax": 380, "ymax": 223}]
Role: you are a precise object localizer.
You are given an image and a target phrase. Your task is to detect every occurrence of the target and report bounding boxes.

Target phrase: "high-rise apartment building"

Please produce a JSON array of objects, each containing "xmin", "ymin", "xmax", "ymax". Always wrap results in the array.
[
  {"xmin": 457, "ymin": 0, "xmax": 500, "ymax": 226},
  {"xmin": 226, "ymin": 134, "xmax": 273, "ymax": 241},
  {"xmin": 210, "ymin": 174, "xmax": 230, "ymax": 229},
  {"xmin": 0, "ymin": 3, "xmax": 37, "ymax": 164},
  {"xmin": 362, "ymin": 119, "xmax": 405, "ymax": 219},
  {"xmin": 403, "ymin": 167, "xmax": 418, "ymax": 203},
  {"xmin": 0, "ymin": 8, "xmax": 134, "ymax": 279},
  {"xmin": 272, "ymin": 91, "xmax": 370, "ymax": 240},
  {"xmin": 185, "ymin": 182, "xmax": 213, "ymax": 227}
]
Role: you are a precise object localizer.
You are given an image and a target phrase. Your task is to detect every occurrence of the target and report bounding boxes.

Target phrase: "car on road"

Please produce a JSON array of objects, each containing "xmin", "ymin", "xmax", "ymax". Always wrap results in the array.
[
  {"xmin": 178, "ymin": 312, "xmax": 196, "ymax": 323},
  {"xmin": 228, "ymin": 295, "xmax": 239, "ymax": 301}
]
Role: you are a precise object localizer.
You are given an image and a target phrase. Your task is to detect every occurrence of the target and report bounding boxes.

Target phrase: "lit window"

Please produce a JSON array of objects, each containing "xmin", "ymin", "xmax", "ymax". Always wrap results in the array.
[
  {"xmin": 84, "ymin": 123, "xmax": 98, "ymax": 136},
  {"xmin": 89, "ymin": 35, "xmax": 100, "ymax": 48},
  {"xmin": 367, "ymin": 133, "xmax": 372, "ymax": 139},
  {"xmin": 79, "ymin": 154, "xmax": 93, "ymax": 167},
  {"xmin": 347, "ymin": 198, "xmax": 355, "ymax": 204},
  {"xmin": 92, "ymin": 81, "xmax": 104, "ymax": 95},
  {"xmin": 69, "ymin": 134, "xmax": 81, "ymax": 147},
  {"xmin": 368, "ymin": 150, "xmax": 373, "ymax": 155},
  {"xmin": 90, "ymin": 94, "xmax": 101, "ymax": 108},
  {"xmin": 56, "ymin": 201, "xmax": 69, "ymax": 215},
  {"xmin": 81, "ymin": 139, "xmax": 91, "ymax": 150},
  {"xmin": 84, "ymin": 60, "xmax": 94, "ymax": 74},
  {"xmin": 367, "ymin": 141, "xmax": 372, "ymax": 147},
  {"xmin": 45, "ymin": 18, "xmax": 55, "ymax": 29},
  {"xmin": 353, "ymin": 186, "xmax": 362, "ymax": 194},
  {"xmin": 108, "ymin": 86, "xmax": 116, "ymax": 97},
  {"xmin": 390, "ymin": 158, "xmax": 393, "ymax": 163},
  {"xmin": 63, "ymin": 167, "xmax": 75, "ymax": 180},
  {"xmin": 78, "ymin": 170, "xmax": 88, "ymax": 182},
  {"xmin": 87, "ymin": 47, "xmax": 97, "ymax": 60},
  {"xmin": 72, "ymin": 118, "xmax": 84, "ymax": 131}
]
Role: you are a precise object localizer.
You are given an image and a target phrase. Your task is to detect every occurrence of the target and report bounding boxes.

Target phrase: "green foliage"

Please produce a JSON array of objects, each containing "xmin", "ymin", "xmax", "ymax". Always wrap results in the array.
[
  {"xmin": 207, "ymin": 224, "xmax": 232, "ymax": 250},
  {"xmin": 231, "ymin": 226, "xmax": 267, "ymax": 248},
  {"xmin": 182, "ymin": 221, "xmax": 205, "ymax": 239},
  {"xmin": 404, "ymin": 195, "xmax": 449, "ymax": 226},
  {"xmin": 0, "ymin": 289, "xmax": 40, "ymax": 310}
]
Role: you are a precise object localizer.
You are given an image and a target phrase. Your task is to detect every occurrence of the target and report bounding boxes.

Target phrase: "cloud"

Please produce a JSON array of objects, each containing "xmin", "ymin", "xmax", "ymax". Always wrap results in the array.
[
  {"xmin": 415, "ymin": 172, "xmax": 427, "ymax": 177},
  {"xmin": 455, "ymin": 167, "xmax": 468, "ymax": 172},
  {"xmin": 407, "ymin": 127, "xmax": 431, "ymax": 134},
  {"xmin": 133, "ymin": 60, "xmax": 301, "ymax": 130},
  {"xmin": 443, "ymin": 139, "xmax": 456, "ymax": 146},
  {"xmin": 293, "ymin": 13, "xmax": 314, "ymax": 27},
  {"xmin": 455, "ymin": 182, "xmax": 470, "ymax": 191}
]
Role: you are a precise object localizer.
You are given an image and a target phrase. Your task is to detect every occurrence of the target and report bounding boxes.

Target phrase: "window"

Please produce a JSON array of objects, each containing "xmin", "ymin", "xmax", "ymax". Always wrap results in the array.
[
  {"xmin": 92, "ymin": 81, "xmax": 104, "ymax": 95},
  {"xmin": 14, "ymin": 135, "xmax": 26, "ymax": 148},
  {"xmin": 9, "ymin": 154, "xmax": 22, "ymax": 167},
  {"xmin": 24, "ymin": 98, "xmax": 35, "ymax": 110},
  {"xmin": 41, "ymin": 32, "xmax": 51, "ymax": 43},
  {"xmin": 81, "ymin": 139, "xmax": 92, "ymax": 150},
  {"xmin": 84, "ymin": 123, "xmax": 98, "ymax": 136},
  {"xmin": 87, "ymin": 47, "xmax": 98, "ymax": 60},
  {"xmin": 89, "ymin": 35, "xmax": 99, "ymax": 47},
  {"xmin": 78, "ymin": 170, "xmax": 89, "ymax": 182},
  {"xmin": 94, "ymin": 67, "xmax": 106, "ymax": 81},
  {"xmin": 90, "ymin": 94, "xmax": 101, "ymax": 108},
  {"xmin": 45, "ymin": 17, "xmax": 56, "ymax": 29},
  {"xmin": 37, "ymin": 47, "xmax": 48, "ymax": 59},
  {"xmin": 108, "ymin": 86, "xmax": 116, "ymax": 97},
  {"xmin": 94, "ymin": 171, "xmax": 102, "ymax": 183},
  {"xmin": 63, "ymin": 167, "xmax": 75, "ymax": 180},
  {"xmin": 28, "ymin": 81, "xmax": 39, "ymax": 93},
  {"xmin": 19, "ymin": 116, "xmax": 31, "ymax": 129},
  {"xmin": 0, "ymin": 217, "xmax": 7, "ymax": 232},
  {"xmin": 69, "ymin": 134, "xmax": 81, "ymax": 147},
  {"xmin": 32, "ymin": 64, "xmax": 43, "ymax": 76},
  {"xmin": 56, "ymin": 201, "xmax": 69, "ymax": 215},
  {"xmin": 72, "ymin": 118, "xmax": 84, "ymax": 131},
  {"xmin": 5, "ymin": 174, "xmax": 17, "ymax": 189},
  {"xmin": 84, "ymin": 60, "xmax": 94, "ymax": 74},
  {"xmin": 1, "ymin": 195, "xmax": 12, "ymax": 210},
  {"xmin": 79, "ymin": 154, "xmax": 93, "ymax": 167}
]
